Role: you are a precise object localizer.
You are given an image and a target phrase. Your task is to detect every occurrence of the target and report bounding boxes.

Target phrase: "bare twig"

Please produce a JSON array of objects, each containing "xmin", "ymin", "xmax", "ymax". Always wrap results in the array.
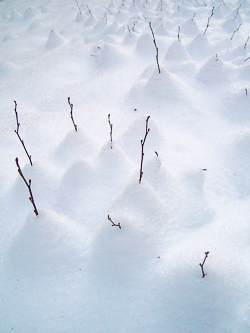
[
  {"xmin": 199, "ymin": 251, "xmax": 209, "ymax": 278},
  {"xmin": 139, "ymin": 116, "xmax": 150, "ymax": 183},
  {"xmin": 75, "ymin": 0, "xmax": 82, "ymax": 14},
  {"xmin": 233, "ymin": 4, "xmax": 241, "ymax": 21},
  {"xmin": 15, "ymin": 157, "xmax": 39, "ymax": 216},
  {"xmin": 245, "ymin": 88, "xmax": 248, "ymax": 95},
  {"xmin": 108, "ymin": 114, "xmax": 113, "ymax": 149},
  {"xmin": 244, "ymin": 36, "xmax": 249, "ymax": 49},
  {"xmin": 244, "ymin": 56, "xmax": 250, "ymax": 62},
  {"xmin": 230, "ymin": 24, "xmax": 241, "ymax": 41},
  {"xmin": 108, "ymin": 215, "xmax": 121, "ymax": 229},
  {"xmin": 192, "ymin": 13, "xmax": 196, "ymax": 21},
  {"xmin": 178, "ymin": 26, "xmax": 180, "ymax": 41},
  {"xmin": 13, "ymin": 101, "xmax": 32, "ymax": 166},
  {"xmin": 203, "ymin": 7, "xmax": 214, "ymax": 36},
  {"xmin": 68, "ymin": 97, "xmax": 77, "ymax": 131},
  {"xmin": 86, "ymin": 4, "xmax": 92, "ymax": 17},
  {"xmin": 149, "ymin": 22, "xmax": 161, "ymax": 74},
  {"xmin": 155, "ymin": 151, "xmax": 158, "ymax": 157}
]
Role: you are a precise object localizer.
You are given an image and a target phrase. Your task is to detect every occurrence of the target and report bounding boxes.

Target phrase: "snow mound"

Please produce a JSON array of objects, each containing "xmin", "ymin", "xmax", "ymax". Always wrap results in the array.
[
  {"xmin": 45, "ymin": 30, "xmax": 66, "ymax": 50},
  {"xmin": 52, "ymin": 129, "xmax": 98, "ymax": 168},
  {"xmin": 0, "ymin": 61, "xmax": 19, "ymax": 78},
  {"xmin": 197, "ymin": 56, "xmax": 230, "ymax": 85},
  {"xmin": 135, "ymin": 31, "xmax": 155, "ymax": 58},
  {"xmin": 7, "ymin": 209, "xmax": 84, "ymax": 278},
  {"xmin": 23, "ymin": 7, "xmax": 35, "ymax": 20},
  {"xmin": 165, "ymin": 40, "xmax": 191, "ymax": 62},
  {"xmin": 187, "ymin": 33, "xmax": 212, "ymax": 61},
  {"xmin": 180, "ymin": 18, "xmax": 199, "ymax": 37}
]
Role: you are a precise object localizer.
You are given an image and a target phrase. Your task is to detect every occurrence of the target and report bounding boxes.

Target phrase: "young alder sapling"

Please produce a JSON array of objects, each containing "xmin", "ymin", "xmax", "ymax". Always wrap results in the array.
[
  {"xmin": 108, "ymin": 114, "xmax": 113, "ymax": 149},
  {"xmin": 139, "ymin": 116, "xmax": 150, "ymax": 183},
  {"xmin": 15, "ymin": 157, "xmax": 39, "ymax": 217},
  {"xmin": 149, "ymin": 22, "xmax": 160, "ymax": 74},
  {"xmin": 68, "ymin": 97, "xmax": 77, "ymax": 131},
  {"xmin": 14, "ymin": 101, "xmax": 33, "ymax": 166},
  {"xmin": 108, "ymin": 215, "xmax": 121, "ymax": 229},
  {"xmin": 199, "ymin": 251, "xmax": 209, "ymax": 278}
]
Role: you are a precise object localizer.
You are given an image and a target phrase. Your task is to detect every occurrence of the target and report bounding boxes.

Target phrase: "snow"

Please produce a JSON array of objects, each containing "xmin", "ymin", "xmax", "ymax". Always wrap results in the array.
[{"xmin": 1, "ymin": 0, "xmax": 250, "ymax": 331}]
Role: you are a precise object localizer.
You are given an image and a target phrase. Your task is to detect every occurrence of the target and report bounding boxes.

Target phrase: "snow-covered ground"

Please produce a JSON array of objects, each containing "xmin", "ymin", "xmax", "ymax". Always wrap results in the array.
[{"xmin": 1, "ymin": 0, "xmax": 250, "ymax": 331}]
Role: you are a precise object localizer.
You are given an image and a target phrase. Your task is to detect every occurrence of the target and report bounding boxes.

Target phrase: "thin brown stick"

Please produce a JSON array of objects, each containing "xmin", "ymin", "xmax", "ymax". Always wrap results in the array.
[
  {"xmin": 149, "ymin": 22, "xmax": 160, "ymax": 74},
  {"xmin": 68, "ymin": 97, "xmax": 77, "ymax": 131},
  {"xmin": 15, "ymin": 157, "xmax": 38, "ymax": 217},
  {"xmin": 108, "ymin": 114, "xmax": 113, "ymax": 149},
  {"xmin": 139, "ymin": 116, "xmax": 150, "ymax": 183},
  {"xmin": 230, "ymin": 23, "xmax": 241, "ymax": 41},
  {"xmin": 199, "ymin": 251, "xmax": 209, "ymax": 278},
  {"xmin": 14, "ymin": 101, "xmax": 32, "ymax": 166},
  {"xmin": 203, "ymin": 7, "xmax": 214, "ymax": 36},
  {"xmin": 108, "ymin": 214, "xmax": 121, "ymax": 229}
]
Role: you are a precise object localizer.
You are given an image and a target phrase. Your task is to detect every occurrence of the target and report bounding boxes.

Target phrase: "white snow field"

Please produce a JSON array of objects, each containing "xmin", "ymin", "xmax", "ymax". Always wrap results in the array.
[{"xmin": 1, "ymin": 0, "xmax": 250, "ymax": 331}]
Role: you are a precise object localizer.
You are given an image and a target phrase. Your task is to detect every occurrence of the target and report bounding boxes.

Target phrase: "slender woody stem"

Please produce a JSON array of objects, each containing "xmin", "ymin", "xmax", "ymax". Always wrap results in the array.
[
  {"xmin": 68, "ymin": 97, "xmax": 77, "ymax": 131},
  {"xmin": 199, "ymin": 251, "xmax": 209, "ymax": 278},
  {"xmin": 139, "ymin": 116, "xmax": 150, "ymax": 183},
  {"xmin": 108, "ymin": 214, "xmax": 121, "ymax": 229},
  {"xmin": 149, "ymin": 22, "xmax": 160, "ymax": 74},
  {"xmin": 14, "ymin": 101, "xmax": 32, "ymax": 166},
  {"xmin": 108, "ymin": 114, "xmax": 113, "ymax": 149},
  {"xmin": 15, "ymin": 157, "xmax": 38, "ymax": 216}
]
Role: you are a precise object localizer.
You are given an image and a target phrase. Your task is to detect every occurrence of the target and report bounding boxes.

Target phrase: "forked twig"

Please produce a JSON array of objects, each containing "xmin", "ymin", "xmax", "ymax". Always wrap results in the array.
[
  {"xmin": 108, "ymin": 114, "xmax": 113, "ymax": 149},
  {"xmin": 14, "ymin": 101, "xmax": 32, "ymax": 166},
  {"xmin": 108, "ymin": 214, "xmax": 121, "ymax": 229},
  {"xmin": 199, "ymin": 251, "xmax": 209, "ymax": 278},
  {"xmin": 139, "ymin": 116, "xmax": 150, "ymax": 183},
  {"xmin": 15, "ymin": 157, "xmax": 39, "ymax": 216},
  {"xmin": 68, "ymin": 97, "xmax": 77, "ymax": 131},
  {"xmin": 149, "ymin": 22, "xmax": 161, "ymax": 74}
]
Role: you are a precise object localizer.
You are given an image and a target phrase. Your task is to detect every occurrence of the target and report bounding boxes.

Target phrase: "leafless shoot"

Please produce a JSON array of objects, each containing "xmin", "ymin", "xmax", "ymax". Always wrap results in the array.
[
  {"xmin": 68, "ymin": 97, "xmax": 77, "ymax": 131},
  {"xmin": 199, "ymin": 251, "xmax": 209, "ymax": 278},
  {"xmin": 108, "ymin": 215, "xmax": 121, "ymax": 229},
  {"xmin": 108, "ymin": 114, "xmax": 113, "ymax": 149},
  {"xmin": 75, "ymin": 0, "xmax": 82, "ymax": 14},
  {"xmin": 86, "ymin": 4, "xmax": 93, "ymax": 17},
  {"xmin": 15, "ymin": 157, "xmax": 39, "ymax": 217},
  {"xmin": 14, "ymin": 101, "xmax": 32, "ymax": 166},
  {"xmin": 245, "ymin": 89, "xmax": 248, "ymax": 95},
  {"xmin": 178, "ymin": 26, "xmax": 180, "ymax": 41},
  {"xmin": 192, "ymin": 13, "xmax": 196, "ymax": 21},
  {"xmin": 149, "ymin": 22, "xmax": 161, "ymax": 74},
  {"xmin": 244, "ymin": 56, "xmax": 250, "ymax": 62},
  {"xmin": 230, "ymin": 23, "xmax": 241, "ymax": 41},
  {"xmin": 244, "ymin": 36, "xmax": 249, "ymax": 49},
  {"xmin": 233, "ymin": 4, "xmax": 241, "ymax": 21},
  {"xmin": 139, "ymin": 116, "xmax": 150, "ymax": 183},
  {"xmin": 203, "ymin": 7, "xmax": 214, "ymax": 36}
]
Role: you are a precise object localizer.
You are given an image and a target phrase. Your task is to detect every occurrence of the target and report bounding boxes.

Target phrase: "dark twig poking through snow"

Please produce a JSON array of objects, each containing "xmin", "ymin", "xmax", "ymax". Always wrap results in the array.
[
  {"xmin": 230, "ymin": 24, "xmax": 241, "ymax": 41},
  {"xmin": 108, "ymin": 215, "xmax": 121, "ymax": 229},
  {"xmin": 139, "ymin": 116, "xmax": 150, "ymax": 183},
  {"xmin": 15, "ymin": 157, "xmax": 39, "ymax": 217},
  {"xmin": 244, "ymin": 36, "xmax": 249, "ymax": 49},
  {"xmin": 75, "ymin": 0, "xmax": 81, "ymax": 14},
  {"xmin": 68, "ymin": 97, "xmax": 77, "ymax": 131},
  {"xmin": 178, "ymin": 26, "xmax": 180, "ymax": 41},
  {"xmin": 108, "ymin": 114, "xmax": 113, "ymax": 149},
  {"xmin": 203, "ymin": 7, "xmax": 214, "ymax": 36},
  {"xmin": 199, "ymin": 251, "xmax": 209, "ymax": 278},
  {"xmin": 244, "ymin": 56, "xmax": 250, "ymax": 62},
  {"xmin": 13, "ymin": 101, "xmax": 32, "ymax": 166},
  {"xmin": 233, "ymin": 4, "xmax": 241, "ymax": 21},
  {"xmin": 149, "ymin": 22, "xmax": 161, "ymax": 74}
]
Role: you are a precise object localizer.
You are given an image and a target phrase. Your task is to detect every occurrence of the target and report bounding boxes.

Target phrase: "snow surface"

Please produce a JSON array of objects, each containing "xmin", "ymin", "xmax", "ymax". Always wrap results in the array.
[{"xmin": 1, "ymin": 0, "xmax": 250, "ymax": 332}]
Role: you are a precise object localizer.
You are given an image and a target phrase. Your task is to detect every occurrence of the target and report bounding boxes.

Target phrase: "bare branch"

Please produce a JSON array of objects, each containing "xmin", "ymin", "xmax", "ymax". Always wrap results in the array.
[
  {"xmin": 108, "ymin": 214, "xmax": 121, "ymax": 229},
  {"xmin": 13, "ymin": 101, "xmax": 32, "ymax": 166},
  {"xmin": 139, "ymin": 116, "xmax": 150, "ymax": 183},
  {"xmin": 15, "ymin": 157, "xmax": 38, "ymax": 217},
  {"xmin": 203, "ymin": 7, "xmax": 214, "ymax": 36},
  {"xmin": 244, "ymin": 36, "xmax": 249, "ymax": 49},
  {"xmin": 68, "ymin": 97, "xmax": 77, "ymax": 131},
  {"xmin": 230, "ymin": 23, "xmax": 241, "ymax": 41},
  {"xmin": 149, "ymin": 22, "xmax": 160, "ymax": 74},
  {"xmin": 108, "ymin": 114, "xmax": 113, "ymax": 149},
  {"xmin": 199, "ymin": 251, "xmax": 209, "ymax": 278}
]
